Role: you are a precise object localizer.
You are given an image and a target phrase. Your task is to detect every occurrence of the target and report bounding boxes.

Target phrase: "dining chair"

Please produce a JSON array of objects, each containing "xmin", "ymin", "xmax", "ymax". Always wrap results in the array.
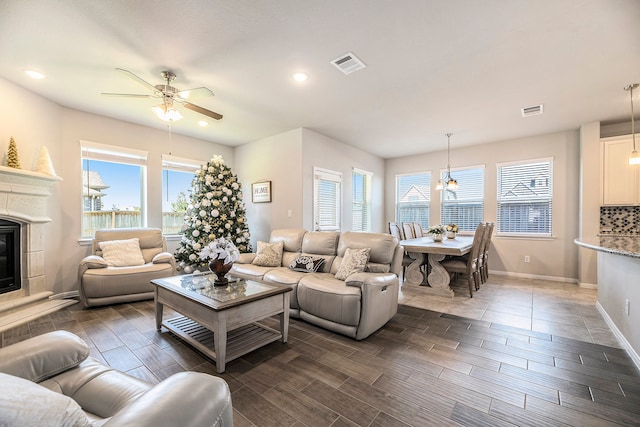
[
  {"xmin": 412, "ymin": 222, "xmax": 424, "ymax": 238},
  {"xmin": 389, "ymin": 222, "xmax": 414, "ymax": 279},
  {"xmin": 402, "ymin": 222, "xmax": 416, "ymax": 240},
  {"xmin": 480, "ymin": 222, "xmax": 495, "ymax": 283},
  {"xmin": 440, "ymin": 222, "xmax": 486, "ymax": 297},
  {"xmin": 475, "ymin": 222, "xmax": 492, "ymax": 286}
]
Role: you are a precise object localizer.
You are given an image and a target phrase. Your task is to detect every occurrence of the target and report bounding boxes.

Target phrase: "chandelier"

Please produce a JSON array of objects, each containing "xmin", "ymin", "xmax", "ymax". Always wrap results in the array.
[
  {"xmin": 436, "ymin": 133, "xmax": 459, "ymax": 191},
  {"xmin": 626, "ymin": 83, "xmax": 640, "ymax": 165}
]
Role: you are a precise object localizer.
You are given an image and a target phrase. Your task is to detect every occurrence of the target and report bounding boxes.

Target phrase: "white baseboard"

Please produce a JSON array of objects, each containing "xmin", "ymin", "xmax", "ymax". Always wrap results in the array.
[
  {"xmin": 49, "ymin": 291, "xmax": 80, "ymax": 300},
  {"xmin": 490, "ymin": 270, "xmax": 579, "ymax": 284},
  {"xmin": 577, "ymin": 282, "xmax": 598, "ymax": 289},
  {"xmin": 596, "ymin": 301, "xmax": 640, "ymax": 371}
]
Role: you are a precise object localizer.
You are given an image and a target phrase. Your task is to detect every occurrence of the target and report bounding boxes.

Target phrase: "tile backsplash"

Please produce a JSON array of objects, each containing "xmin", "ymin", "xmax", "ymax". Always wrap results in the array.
[{"xmin": 600, "ymin": 205, "xmax": 640, "ymax": 235}]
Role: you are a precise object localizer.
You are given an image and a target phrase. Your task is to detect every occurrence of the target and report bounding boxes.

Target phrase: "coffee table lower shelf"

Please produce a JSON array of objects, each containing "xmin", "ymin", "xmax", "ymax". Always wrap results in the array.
[{"xmin": 162, "ymin": 315, "xmax": 282, "ymax": 365}]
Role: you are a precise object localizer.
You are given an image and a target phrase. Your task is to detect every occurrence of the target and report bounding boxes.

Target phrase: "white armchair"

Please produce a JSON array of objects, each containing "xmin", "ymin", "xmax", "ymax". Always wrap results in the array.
[{"xmin": 78, "ymin": 228, "xmax": 176, "ymax": 307}]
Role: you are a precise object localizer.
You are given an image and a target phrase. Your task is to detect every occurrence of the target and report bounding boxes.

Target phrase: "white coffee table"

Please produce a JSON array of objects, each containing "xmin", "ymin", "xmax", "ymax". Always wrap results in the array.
[{"xmin": 151, "ymin": 273, "xmax": 291, "ymax": 373}]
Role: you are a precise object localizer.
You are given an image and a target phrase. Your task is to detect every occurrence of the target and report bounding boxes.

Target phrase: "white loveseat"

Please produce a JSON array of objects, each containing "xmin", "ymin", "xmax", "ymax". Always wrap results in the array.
[{"xmin": 232, "ymin": 229, "xmax": 403, "ymax": 340}]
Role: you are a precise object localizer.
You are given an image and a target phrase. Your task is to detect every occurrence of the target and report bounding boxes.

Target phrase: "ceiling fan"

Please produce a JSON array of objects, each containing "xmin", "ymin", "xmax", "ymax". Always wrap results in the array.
[{"xmin": 102, "ymin": 68, "xmax": 223, "ymax": 122}]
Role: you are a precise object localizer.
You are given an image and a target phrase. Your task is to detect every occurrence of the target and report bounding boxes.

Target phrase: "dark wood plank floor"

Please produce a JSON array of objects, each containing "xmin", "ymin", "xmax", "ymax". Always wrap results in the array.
[{"xmin": 2, "ymin": 301, "xmax": 640, "ymax": 426}]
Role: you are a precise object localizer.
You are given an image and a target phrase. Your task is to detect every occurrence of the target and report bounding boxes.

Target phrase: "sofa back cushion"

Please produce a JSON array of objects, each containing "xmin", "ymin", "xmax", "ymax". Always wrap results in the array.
[
  {"xmin": 93, "ymin": 228, "xmax": 166, "ymax": 263},
  {"xmin": 299, "ymin": 231, "xmax": 339, "ymax": 272},
  {"xmin": 334, "ymin": 232, "xmax": 397, "ymax": 274},
  {"xmin": 269, "ymin": 229, "xmax": 306, "ymax": 266}
]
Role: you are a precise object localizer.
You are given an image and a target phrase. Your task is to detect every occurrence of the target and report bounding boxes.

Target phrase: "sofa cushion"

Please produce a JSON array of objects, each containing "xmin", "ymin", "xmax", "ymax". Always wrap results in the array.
[
  {"xmin": 289, "ymin": 255, "xmax": 325, "ymax": 273},
  {"xmin": 335, "ymin": 247, "xmax": 370, "ymax": 280},
  {"xmin": 297, "ymin": 274, "xmax": 361, "ymax": 326},
  {"xmin": 252, "ymin": 241, "xmax": 284, "ymax": 267},
  {"xmin": 0, "ymin": 373, "xmax": 90, "ymax": 427},
  {"xmin": 98, "ymin": 238, "xmax": 146, "ymax": 267}
]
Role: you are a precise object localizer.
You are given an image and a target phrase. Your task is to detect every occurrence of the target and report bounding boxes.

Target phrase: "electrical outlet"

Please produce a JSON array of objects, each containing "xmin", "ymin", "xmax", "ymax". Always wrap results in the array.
[
  {"xmin": 287, "ymin": 210, "xmax": 292, "ymax": 217},
  {"xmin": 625, "ymin": 299, "xmax": 630, "ymax": 316},
  {"xmin": 524, "ymin": 256, "xmax": 530, "ymax": 263}
]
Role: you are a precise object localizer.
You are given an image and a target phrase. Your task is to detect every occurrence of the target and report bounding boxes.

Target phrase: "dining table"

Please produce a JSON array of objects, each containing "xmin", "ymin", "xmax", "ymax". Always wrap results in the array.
[{"xmin": 399, "ymin": 235, "xmax": 474, "ymax": 297}]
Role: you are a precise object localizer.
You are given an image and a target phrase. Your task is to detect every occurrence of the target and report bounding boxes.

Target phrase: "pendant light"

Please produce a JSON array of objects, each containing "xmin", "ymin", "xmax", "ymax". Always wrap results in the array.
[
  {"xmin": 626, "ymin": 83, "xmax": 640, "ymax": 165},
  {"xmin": 436, "ymin": 133, "xmax": 459, "ymax": 191}
]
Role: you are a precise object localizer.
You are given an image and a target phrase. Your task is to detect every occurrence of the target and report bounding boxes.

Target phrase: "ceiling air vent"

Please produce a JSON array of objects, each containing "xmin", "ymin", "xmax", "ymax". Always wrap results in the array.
[
  {"xmin": 521, "ymin": 104, "xmax": 544, "ymax": 117},
  {"xmin": 331, "ymin": 52, "xmax": 366, "ymax": 75}
]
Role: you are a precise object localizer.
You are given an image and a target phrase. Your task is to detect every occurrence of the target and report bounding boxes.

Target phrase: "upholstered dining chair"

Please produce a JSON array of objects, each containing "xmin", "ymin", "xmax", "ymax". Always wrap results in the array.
[
  {"xmin": 440, "ymin": 222, "xmax": 486, "ymax": 297},
  {"xmin": 389, "ymin": 222, "xmax": 414, "ymax": 278},
  {"xmin": 412, "ymin": 222, "xmax": 424, "ymax": 238},
  {"xmin": 402, "ymin": 222, "xmax": 416, "ymax": 240},
  {"xmin": 479, "ymin": 222, "xmax": 495, "ymax": 283}
]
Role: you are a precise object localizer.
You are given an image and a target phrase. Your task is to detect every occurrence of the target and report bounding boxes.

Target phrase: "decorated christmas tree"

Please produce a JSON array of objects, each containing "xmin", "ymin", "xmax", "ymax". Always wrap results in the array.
[
  {"xmin": 174, "ymin": 155, "xmax": 251, "ymax": 273},
  {"xmin": 7, "ymin": 137, "xmax": 21, "ymax": 169}
]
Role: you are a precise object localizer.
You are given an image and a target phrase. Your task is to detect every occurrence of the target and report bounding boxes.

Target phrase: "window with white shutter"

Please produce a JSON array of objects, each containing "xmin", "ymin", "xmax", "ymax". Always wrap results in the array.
[
  {"xmin": 440, "ymin": 166, "xmax": 485, "ymax": 232},
  {"xmin": 352, "ymin": 168, "xmax": 372, "ymax": 232},
  {"xmin": 314, "ymin": 167, "xmax": 342, "ymax": 231},
  {"xmin": 496, "ymin": 158, "xmax": 553, "ymax": 236},
  {"xmin": 395, "ymin": 172, "xmax": 430, "ymax": 229}
]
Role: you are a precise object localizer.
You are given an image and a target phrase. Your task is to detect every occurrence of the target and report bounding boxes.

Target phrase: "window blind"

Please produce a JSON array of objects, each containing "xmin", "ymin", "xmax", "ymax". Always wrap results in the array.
[
  {"xmin": 440, "ymin": 166, "xmax": 484, "ymax": 231},
  {"xmin": 314, "ymin": 168, "xmax": 342, "ymax": 231},
  {"xmin": 496, "ymin": 158, "xmax": 553, "ymax": 236},
  {"xmin": 395, "ymin": 172, "xmax": 430, "ymax": 229},
  {"xmin": 352, "ymin": 168, "xmax": 372, "ymax": 232}
]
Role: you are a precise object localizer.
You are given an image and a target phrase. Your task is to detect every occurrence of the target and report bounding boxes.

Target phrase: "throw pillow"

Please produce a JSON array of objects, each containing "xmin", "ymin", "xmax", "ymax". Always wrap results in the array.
[
  {"xmin": 251, "ymin": 241, "xmax": 284, "ymax": 267},
  {"xmin": 289, "ymin": 255, "xmax": 325, "ymax": 273},
  {"xmin": 335, "ymin": 247, "xmax": 371, "ymax": 280},
  {"xmin": 98, "ymin": 238, "xmax": 146, "ymax": 267},
  {"xmin": 0, "ymin": 373, "xmax": 90, "ymax": 427}
]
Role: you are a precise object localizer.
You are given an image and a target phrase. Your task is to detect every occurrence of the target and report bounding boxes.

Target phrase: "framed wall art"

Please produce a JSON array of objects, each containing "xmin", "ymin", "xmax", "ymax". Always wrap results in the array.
[{"xmin": 252, "ymin": 181, "xmax": 272, "ymax": 203}]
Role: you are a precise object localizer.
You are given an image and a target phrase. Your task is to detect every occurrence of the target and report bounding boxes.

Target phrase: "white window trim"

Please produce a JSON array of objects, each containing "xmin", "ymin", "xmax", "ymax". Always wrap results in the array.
[{"xmin": 496, "ymin": 157, "xmax": 553, "ymax": 238}]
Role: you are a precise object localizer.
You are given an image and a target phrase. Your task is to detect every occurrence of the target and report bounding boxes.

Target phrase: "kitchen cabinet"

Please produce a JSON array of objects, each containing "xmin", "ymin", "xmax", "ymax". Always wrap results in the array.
[{"xmin": 602, "ymin": 135, "xmax": 638, "ymax": 205}]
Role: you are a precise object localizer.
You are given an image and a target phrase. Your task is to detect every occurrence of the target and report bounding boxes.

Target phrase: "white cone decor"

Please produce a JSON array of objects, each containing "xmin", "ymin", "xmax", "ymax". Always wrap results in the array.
[{"xmin": 36, "ymin": 146, "xmax": 56, "ymax": 176}]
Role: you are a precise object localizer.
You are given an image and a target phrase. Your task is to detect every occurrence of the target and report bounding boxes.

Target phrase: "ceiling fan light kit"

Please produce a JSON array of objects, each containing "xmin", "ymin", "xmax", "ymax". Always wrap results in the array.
[{"xmin": 102, "ymin": 68, "xmax": 223, "ymax": 123}]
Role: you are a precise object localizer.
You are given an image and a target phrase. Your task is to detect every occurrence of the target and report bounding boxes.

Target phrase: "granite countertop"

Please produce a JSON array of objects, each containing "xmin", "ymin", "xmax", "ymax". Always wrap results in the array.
[{"xmin": 574, "ymin": 236, "xmax": 640, "ymax": 259}]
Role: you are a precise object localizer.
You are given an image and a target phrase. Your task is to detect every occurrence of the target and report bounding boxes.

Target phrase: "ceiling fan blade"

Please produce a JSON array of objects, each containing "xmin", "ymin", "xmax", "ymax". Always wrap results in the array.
[
  {"xmin": 178, "ymin": 87, "xmax": 214, "ymax": 99},
  {"xmin": 115, "ymin": 68, "xmax": 161, "ymax": 95},
  {"xmin": 182, "ymin": 102, "xmax": 223, "ymax": 120},
  {"xmin": 101, "ymin": 92, "xmax": 154, "ymax": 98}
]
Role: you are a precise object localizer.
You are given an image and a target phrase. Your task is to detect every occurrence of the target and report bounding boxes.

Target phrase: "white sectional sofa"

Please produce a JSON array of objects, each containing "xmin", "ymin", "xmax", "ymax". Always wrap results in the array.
[{"xmin": 231, "ymin": 229, "xmax": 403, "ymax": 340}]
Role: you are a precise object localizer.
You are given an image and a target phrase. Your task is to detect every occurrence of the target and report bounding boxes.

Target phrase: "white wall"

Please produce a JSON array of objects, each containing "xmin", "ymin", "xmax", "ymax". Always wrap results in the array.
[
  {"xmin": 385, "ymin": 130, "xmax": 581, "ymax": 281},
  {"xmin": 300, "ymin": 128, "xmax": 386, "ymax": 232},
  {"xmin": 235, "ymin": 128, "xmax": 304, "ymax": 247}
]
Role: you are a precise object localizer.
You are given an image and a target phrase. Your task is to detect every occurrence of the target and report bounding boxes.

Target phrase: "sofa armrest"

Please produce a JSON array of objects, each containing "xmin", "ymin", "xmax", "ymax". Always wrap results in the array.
[
  {"xmin": 80, "ymin": 255, "xmax": 108, "ymax": 269},
  {"xmin": 103, "ymin": 372, "xmax": 233, "ymax": 427},
  {"xmin": 345, "ymin": 272, "xmax": 397, "ymax": 290},
  {"xmin": 237, "ymin": 252, "xmax": 256, "ymax": 264},
  {"xmin": 152, "ymin": 251, "xmax": 176, "ymax": 266},
  {"xmin": 0, "ymin": 331, "xmax": 90, "ymax": 383}
]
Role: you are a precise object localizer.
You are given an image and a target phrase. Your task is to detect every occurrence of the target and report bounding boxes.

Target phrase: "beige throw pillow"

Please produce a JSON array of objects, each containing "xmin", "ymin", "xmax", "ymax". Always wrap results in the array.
[
  {"xmin": 251, "ymin": 241, "xmax": 284, "ymax": 267},
  {"xmin": 335, "ymin": 247, "xmax": 371, "ymax": 280},
  {"xmin": 98, "ymin": 238, "xmax": 146, "ymax": 267}
]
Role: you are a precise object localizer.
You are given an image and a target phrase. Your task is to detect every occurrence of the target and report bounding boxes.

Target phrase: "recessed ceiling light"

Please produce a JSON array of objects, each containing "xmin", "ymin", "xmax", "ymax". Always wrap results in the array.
[
  {"xmin": 25, "ymin": 69, "xmax": 46, "ymax": 79},
  {"xmin": 198, "ymin": 120, "xmax": 208, "ymax": 127},
  {"xmin": 292, "ymin": 72, "xmax": 308, "ymax": 82}
]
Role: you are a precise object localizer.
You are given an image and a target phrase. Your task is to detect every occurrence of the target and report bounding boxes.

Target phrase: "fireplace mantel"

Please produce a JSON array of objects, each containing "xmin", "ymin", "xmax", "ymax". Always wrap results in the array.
[{"xmin": 0, "ymin": 166, "xmax": 62, "ymax": 223}]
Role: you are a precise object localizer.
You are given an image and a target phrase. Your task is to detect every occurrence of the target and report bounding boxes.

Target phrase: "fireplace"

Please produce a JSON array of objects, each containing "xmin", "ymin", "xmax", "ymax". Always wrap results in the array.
[
  {"xmin": 0, "ymin": 220, "xmax": 20, "ymax": 294},
  {"xmin": 0, "ymin": 166, "xmax": 61, "ymax": 303}
]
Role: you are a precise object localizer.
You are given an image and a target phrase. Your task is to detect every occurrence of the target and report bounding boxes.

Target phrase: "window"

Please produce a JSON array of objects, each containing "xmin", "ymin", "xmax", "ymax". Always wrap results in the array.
[
  {"xmin": 81, "ymin": 141, "xmax": 147, "ymax": 238},
  {"xmin": 440, "ymin": 166, "xmax": 484, "ymax": 232},
  {"xmin": 497, "ymin": 158, "xmax": 553, "ymax": 236},
  {"xmin": 352, "ymin": 168, "xmax": 372, "ymax": 232},
  {"xmin": 314, "ymin": 167, "xmax": 342, "ymax": 231},
  {"xmin": 162, "ymin": 155, "xmax": 200, "ymax": 235},
  {"xmin": 395, "ymin": 172, "xmax": 430, "ymax": 228}
]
